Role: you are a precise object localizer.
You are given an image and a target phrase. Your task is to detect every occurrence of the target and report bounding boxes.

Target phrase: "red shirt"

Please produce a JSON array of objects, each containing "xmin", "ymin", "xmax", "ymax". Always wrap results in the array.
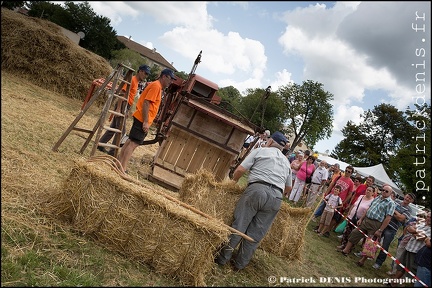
[
  {"xmin": 331, "ymin": 176, "xmax": 354, "ymax": 202},
  {"xmin": 350, "ymin": 183, "xmax": 367, "ymax": 205}
]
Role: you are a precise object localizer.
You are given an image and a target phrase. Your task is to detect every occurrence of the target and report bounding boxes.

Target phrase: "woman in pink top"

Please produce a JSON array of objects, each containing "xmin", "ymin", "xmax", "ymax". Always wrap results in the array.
[
  {"xmin": 290, "ymin": 152, "xmax": 304, "ymax": 186},
  {"xmin": 288, "ymin": 156, "xmax": 316, "ymax": 203},
  {"xmin": 337, "ymin": 186, "xmax": 375, "ymax": 250}
]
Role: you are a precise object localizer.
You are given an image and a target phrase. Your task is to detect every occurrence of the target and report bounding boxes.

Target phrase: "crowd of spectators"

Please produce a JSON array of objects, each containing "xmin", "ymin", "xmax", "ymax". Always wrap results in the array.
[{"xmin": 237, "ymin": 134, "xmax": 430, "ymax": 286}]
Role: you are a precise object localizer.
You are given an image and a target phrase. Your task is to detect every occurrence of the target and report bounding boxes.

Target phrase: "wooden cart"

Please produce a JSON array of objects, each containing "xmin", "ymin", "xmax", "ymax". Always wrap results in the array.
[{"xmin": 149, "ymin": 74, "xmax": 256, "ymax": 190}]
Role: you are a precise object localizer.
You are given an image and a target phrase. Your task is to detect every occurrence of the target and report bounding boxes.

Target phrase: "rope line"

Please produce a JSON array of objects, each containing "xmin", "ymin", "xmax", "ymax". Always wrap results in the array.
[{"xmin": 321, "ymin": 197, "xmax": 428, "ymax": 288}]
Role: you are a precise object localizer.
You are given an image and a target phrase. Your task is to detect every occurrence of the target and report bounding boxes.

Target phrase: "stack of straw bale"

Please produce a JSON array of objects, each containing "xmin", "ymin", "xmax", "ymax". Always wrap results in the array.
[
  {"xmin": 179, "ymin": 169, "xmax": 312, "ymax": 261},
  {"xmin": 1, "ymin": 8, "xmax": 112, "ymax": 102},
  {"xmin": 43, "ymin": 159, "xmax": 230, "ymax": 286}
]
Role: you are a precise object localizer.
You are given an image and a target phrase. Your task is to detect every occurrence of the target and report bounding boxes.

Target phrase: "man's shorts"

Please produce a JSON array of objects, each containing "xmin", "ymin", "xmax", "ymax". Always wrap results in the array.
[{"xmin": 129, "ymin": 117, "xmax": 148, "ymax": 145}]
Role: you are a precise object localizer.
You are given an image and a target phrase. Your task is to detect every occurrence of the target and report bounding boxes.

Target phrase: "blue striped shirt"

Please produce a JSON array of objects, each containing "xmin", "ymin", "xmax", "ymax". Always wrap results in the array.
[
  {"xmin": 366, "ymin": 196, "xmax": 395, "ymax": 222},
  {"xmin": 387, "ymin": 200, "xmax": 412, "ymax": 231}
]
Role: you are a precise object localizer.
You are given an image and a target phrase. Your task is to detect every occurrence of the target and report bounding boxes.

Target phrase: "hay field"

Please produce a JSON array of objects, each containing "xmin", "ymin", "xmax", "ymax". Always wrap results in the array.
[
  {"xmin": 1, "ymin": 7, "xmax": 396, "ymax": 287},
  {"xmin": 0, "ymin": 71, "xmax": 401, "ymax": 287},
  {"xmin": 0, "ymin": 70, "xmax": 184, "ymax": 286}
]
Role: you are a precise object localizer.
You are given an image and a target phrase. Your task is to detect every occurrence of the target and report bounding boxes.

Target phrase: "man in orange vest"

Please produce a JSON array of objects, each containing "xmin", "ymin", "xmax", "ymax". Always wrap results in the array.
[
  {"xmin": 117, "ymin": 68, "xmax": 176, "ymax": 172},
  {"xmin": 98, "ymin": 64, "xmax": 151, "ymax": 155}
]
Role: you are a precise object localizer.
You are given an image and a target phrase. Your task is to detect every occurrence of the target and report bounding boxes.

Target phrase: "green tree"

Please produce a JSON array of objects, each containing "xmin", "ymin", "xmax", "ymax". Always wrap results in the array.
[
  {"xmin": 173, "ymin": 70, "xmax": 188, "ymax": 81},
  {"xmin": 395, "ymin": 103, "xmax": 431, "ymax": 207},
  {"xmin": 236, "ymin": 87, "xmax": 285, "ymax": 133},
  {"xmin": 331, "ymin": 121, "xmax": 371, "ymax": 163},
  {"xmin": 27, "ymin": 1, "xmax": 71, "ymax": 24},
  {"xmin": 332, "ymin": 103, "xmax": 414, "ymax": 173},
  {"xmin": 1, "ymin": 1, "xmax": 26, "ymax": 10},
  {"xmin": 217, "ymin": 86, "xmax": 242, "ymax": 115},
  {"xmin": 110, "ymin": 48, "xmax": 148, "ymax": 72},
  {"xmin": 331, "ymin": 103, "xmax": 431, "ymax": 206},
  {"xmin": 63, "ymin": 1, "xmax": 118, "ymax": 59},
  {"xmin": 277, "ymin": 80, "xmax": 333, "ymax": 151}
]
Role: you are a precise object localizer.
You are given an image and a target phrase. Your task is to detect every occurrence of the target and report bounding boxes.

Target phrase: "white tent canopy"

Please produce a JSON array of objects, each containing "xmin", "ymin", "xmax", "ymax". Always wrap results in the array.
[
  {"xmin": 355, "ymin": 164, "xmax": 402, "ymax": 195},
  {"xmin": 318, "ymin": 155, "xmax": 350, "ymax": 171},
  {"xmin": 317, "ymin": 155, "xmax": 403, "ymax": 196}
]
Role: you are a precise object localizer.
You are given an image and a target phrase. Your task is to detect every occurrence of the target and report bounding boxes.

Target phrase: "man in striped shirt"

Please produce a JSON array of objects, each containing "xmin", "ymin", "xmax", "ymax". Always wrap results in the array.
[
  {"xmin": 338, "ymin": 185, "xmax": 396, "ymax": 256},
  {"xmin": 372, "ymin": 191, "xmax": 415, "ymax": 269},
  {"xmin": 391, "ymin": 211, "xmax": 431, "ymax": 285}
]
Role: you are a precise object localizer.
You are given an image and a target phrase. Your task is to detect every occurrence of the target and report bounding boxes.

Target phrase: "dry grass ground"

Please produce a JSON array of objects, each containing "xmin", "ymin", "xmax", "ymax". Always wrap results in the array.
[
  {"xmin": 1, "ymin": 7, "xmax": 407, "ymax": 287},
  {"xmin": 1, "ymin": 71, "xmax": 405, "ymax": 286}
]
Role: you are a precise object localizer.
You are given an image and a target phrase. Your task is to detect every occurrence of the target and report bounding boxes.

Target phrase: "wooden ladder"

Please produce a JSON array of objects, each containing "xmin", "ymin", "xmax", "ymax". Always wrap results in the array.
[{"xmin": 52, "ymin": 63, "xmax": 135, "ymax": 158}]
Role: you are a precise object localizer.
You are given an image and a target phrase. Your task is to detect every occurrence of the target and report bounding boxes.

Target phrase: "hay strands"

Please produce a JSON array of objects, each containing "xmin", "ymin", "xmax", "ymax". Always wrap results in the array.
[{"xmin": 86, "ymin": 155, "xmax": 256, "ymax": 243}]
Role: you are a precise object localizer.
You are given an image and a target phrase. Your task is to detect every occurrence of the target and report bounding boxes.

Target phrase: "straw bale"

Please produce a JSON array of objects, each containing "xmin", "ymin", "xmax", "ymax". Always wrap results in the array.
[
  {"xmin": 260, "ymin": 204, "xmax": 311, "ymax": 261},
  {"xmin": 1, "ymin": 8, "xmax": 112, "ymax": 102},
  {"xmin": 180, "ymin": 169, "xmax": 244, "ymax": 224},
  {"xmin": 179, "ymin": 169, "xmax": 312, "ymax": 261},
  {"xmin": 42, "ymin": 159, "xmax": 230, "ymax": 286}
]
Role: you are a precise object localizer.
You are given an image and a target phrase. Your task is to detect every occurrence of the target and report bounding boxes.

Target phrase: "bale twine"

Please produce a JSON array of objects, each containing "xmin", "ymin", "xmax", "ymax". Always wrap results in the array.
[
  {"xmin": 42, "ymin": 159, "xmax": 230, "ymax": 286},
  {"xmin": 179, "ymin": 169, "xmax": 312, "ymax": 261}
]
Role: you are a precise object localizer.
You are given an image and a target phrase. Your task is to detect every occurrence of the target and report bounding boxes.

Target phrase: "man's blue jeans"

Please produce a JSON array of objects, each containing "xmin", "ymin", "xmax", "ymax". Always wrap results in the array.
[
  {"xmin": 374, "ymin": 227, "xmax": 397, "ymax": 266},
  {"xmin": 414, "ymin": 266, "xmax": 431, "ymax": 287},
  {"xmin": 314, "ymin": 200, "xmax": 325, "ymax": 218}
]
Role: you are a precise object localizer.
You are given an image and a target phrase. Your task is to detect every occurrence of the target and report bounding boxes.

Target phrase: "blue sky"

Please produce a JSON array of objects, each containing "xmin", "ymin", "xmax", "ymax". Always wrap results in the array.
[{"xmin": 73, "ymin": 1, "xmax": 430, "ymax": 154}]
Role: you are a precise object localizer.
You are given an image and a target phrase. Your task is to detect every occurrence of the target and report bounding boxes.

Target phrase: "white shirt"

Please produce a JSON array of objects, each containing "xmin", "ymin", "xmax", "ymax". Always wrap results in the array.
[
  {"xmin": 325, "ymin": 194, "xmax": 342, "ymax": 211},
  {"xmin": 311, "ymin": 165, "xmax": 329, "ymax": 184},
  {"xmin": 244, "ymin": 134, "xmax": 255, "ymax": 144}
]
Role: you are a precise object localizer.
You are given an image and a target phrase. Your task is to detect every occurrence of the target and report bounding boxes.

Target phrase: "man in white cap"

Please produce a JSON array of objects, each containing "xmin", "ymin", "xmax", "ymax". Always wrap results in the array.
[{"xmin": 215, "ymin": 131, "xmax": 292, "ymax": 271}]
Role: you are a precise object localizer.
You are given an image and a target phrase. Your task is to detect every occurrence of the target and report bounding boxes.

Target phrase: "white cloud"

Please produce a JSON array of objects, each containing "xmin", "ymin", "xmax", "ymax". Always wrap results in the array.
[
  {"xmin": 82, "ymin": 2, "xmax": 213, "ymax": 29},
  {"xmin": 158, "ymin": 20, "xmax": 268, "ymax": 93},
  {"xmin": 82, "ymin": 2, "xmax": 279, "ymax": 94},
  {"xmin": 276, "ymin": 1, "xmax": 430, "ymax": 153},
  {"xmin": 93, "ymin": 2, "xmax": 268, "ymax": 91},
  {"xmin": 139, "ymin": 41, "xmax": 154, "ymax": 50},
  {"xmin": 333, "ymin": 105, "xmax": 364, "ymax": 131},
  {"xmin": 121, "ymin": 2, "xmax": 213, "ymax": 29},
  {"xmin": 84, "ymin": 2, "xmax": 139, "ymax": 26},
  {"xmin": 270, "ymin": 69, "xmax": 294, "ymax": 92}
]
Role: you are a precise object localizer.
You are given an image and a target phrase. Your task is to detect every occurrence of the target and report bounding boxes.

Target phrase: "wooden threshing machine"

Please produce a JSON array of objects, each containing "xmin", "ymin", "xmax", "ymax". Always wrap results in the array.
[{"xmin": 147, "ymin": 52, "xmax": 257, "ymax": 190}]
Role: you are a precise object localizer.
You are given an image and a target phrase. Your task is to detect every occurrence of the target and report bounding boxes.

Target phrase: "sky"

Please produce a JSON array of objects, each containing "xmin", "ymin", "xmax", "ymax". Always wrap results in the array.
[{"xmin": 73, "ymin": 1, "xmax": 431, "ymax": 154}]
